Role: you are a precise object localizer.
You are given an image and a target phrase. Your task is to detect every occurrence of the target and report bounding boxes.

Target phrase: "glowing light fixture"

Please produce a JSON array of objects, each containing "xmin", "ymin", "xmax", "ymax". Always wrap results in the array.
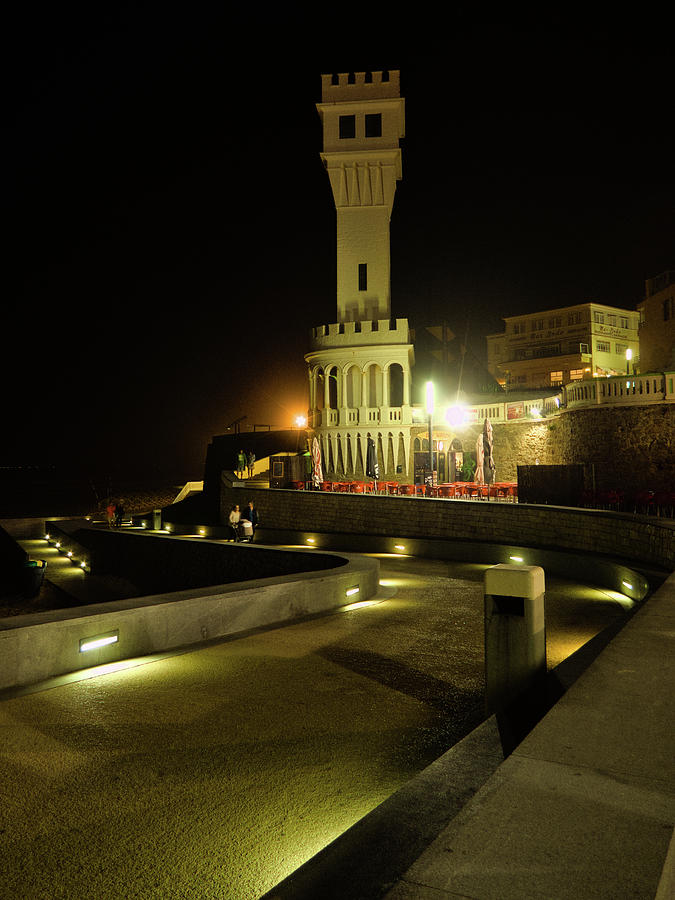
[
  {"xmin": 530, "ymin": 408, "xmax": 542, "ymax": 419},
  {"xmin": 622, "ymin": 580, "xmax": 633, "ymax": 590},
  {"xmin": 445, "ymin": 405, "xmax": 467, "ymax": 427},
  {"xmin": 199, "ymin": 528, "xmax": 206, "ymax": 536},
  {"xmin": 510, "ymin": 555, "xmax": 524, "ymax": 562},
  {"xmin": 80, "ymin": 561, "xmax": 87, "ymax": 568},
  {"xmin": 67, "ymin": 551, "xmax": 73, "ymax": 557},
  {"xmin": 306, "ymin": 537, "xmax": 316, "ymax": 544},
  {"xmin": 79, "ymin": 631, "xmax": 119, "ymax": 653},
  {"xmin": 345, "ymin": 587, "xmax": 360, "ymax": 597},
  {"xmin": 295, "ymin": 415, "xmax": 307, "ymax": 428},
  {"xmin": 394, "ymin": 544, "xmax": 406, "ymax": 551}
]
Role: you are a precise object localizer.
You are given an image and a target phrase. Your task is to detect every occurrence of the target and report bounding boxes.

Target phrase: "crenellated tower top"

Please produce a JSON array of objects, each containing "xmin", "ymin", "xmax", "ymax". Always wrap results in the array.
[{"xmin": 320, "ymin": 70, "xmax": 401, "ymax": 103}]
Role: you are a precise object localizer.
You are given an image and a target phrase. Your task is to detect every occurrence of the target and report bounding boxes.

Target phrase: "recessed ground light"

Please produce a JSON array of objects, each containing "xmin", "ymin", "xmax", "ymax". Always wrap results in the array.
[
  {"xmin": 394, "ymin": 544, "xmax": 405, "ymax": 551},
  {"xmin": 345, "ymin": 587, "xmax": 360, "ymax": 597},
  {"xmin": 79, "ymin": 632, "xmax": 119, "ymax": 653}
]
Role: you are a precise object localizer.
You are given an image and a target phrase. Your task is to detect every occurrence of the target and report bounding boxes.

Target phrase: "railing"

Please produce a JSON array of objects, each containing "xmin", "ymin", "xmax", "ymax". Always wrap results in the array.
[{"xmin": 566, "ymin": 372, "xmax": 674, "ymax": 409}]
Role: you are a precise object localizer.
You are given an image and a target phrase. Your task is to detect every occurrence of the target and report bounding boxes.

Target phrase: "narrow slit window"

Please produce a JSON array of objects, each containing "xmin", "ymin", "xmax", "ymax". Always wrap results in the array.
[{"xmin": 358, "ymin": 263, "xmax": 368, "ymax": 291}]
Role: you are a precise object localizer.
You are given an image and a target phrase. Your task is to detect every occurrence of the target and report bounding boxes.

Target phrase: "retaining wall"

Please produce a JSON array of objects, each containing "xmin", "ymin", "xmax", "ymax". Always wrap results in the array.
[
  {"xmin": 218, "ymin": 482, "xmax": 675, "ymax": 571},
  {"xmin": 0, "ymin": 534, "xmax": 379, "ymax": 692}
]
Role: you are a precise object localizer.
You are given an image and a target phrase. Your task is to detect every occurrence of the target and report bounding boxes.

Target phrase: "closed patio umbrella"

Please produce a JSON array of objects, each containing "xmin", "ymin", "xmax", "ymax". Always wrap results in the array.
[
  {"xmin": 366, "ymin": 436, "xmax": 379, "ymax": 490},
  {"xmin": 475, "ymin": 432, "xmax": 485, "ymax": 485},
  {"xmin": 311, "ymin": 437, "xmax": 323, "ymax": 488},
  {"xmin": 483, "ymin": 417, "xmax": 496, "ymax": 486}
]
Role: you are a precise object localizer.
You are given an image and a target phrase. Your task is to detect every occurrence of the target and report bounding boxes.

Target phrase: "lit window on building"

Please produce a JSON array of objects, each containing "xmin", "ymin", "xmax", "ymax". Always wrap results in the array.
[
  {"xmin": 550, "ymin": 371, "xmax": 563, "ymax": 384},
  {"xmin": 570, "ymin": 369, "xmax": 584, "ymax": 381},
  {"xmin": 597, "ymin": 341, "xmax": 610, "ymax": 352}
]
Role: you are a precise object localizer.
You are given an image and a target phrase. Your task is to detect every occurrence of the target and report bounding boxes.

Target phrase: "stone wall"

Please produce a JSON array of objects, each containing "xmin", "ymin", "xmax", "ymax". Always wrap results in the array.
[
  {"xmin": 485, "ymin": 404, "xmax": 673, "ymax": 493},
  {"xmin": 220, "ymin": 482, "xmax": 675, "ymax": 570}
]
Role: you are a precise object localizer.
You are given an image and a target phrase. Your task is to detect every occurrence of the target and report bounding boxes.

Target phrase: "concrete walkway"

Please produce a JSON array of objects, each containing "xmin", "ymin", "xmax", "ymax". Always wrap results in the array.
[
  {"xmin": 0, "ymin": 549, "xmax": 646, "ymax": 900},
  {"xmin": 268, "ymin": 570, "xmax": 675, "ymax": 900}
]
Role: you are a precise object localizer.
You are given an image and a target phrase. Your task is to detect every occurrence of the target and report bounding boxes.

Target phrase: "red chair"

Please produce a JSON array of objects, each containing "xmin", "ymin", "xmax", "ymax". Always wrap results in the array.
[
  {"xmin": 291, "ymin": 481, "xmax": 305, "ymax": 490},
  {"xmin": 653, "ymin": 491, "xmax": 674, "ymax": 518},
  {"xmin": 633, "ymin": 490, "xmax": 654, "ymax": 514},
  {"xmin": 320, "ymin": 481, "xmax": 332, "ymax": 492},
  {"xmin": 439, "ymin": 484, "xmax": 455, "ymax": 499},
  {"xmin": 488, "ymin": 484, "xmax": 500, "ymax": 500},
  {"xmin": 363, "ymin": 482, "xmax": 374, "ymax": 494},
  {"xmin": 400, "ymin": 484, "xmax": 415, "ymax": 496},
  {"xmin": 386, "ymin": 482, "xmax": 399, "ymax": 495},
  {"xmin": 350, "ymin": 482, "xmax": 364, "ymax": 493},
  {"xmin": 337, "ymin": 482, "xmax": 350, "ymax": 492},
  {"xmin": 415, "ymin": 484, "xmax": 426, "ymax": 496}
]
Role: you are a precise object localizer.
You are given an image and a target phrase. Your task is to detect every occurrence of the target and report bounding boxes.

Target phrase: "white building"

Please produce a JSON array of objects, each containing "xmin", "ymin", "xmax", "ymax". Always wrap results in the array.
[
  {"xmin": 487, "ymin": 302, "xmax": 640, "ymax": 389},
  {"xmin": 305, "ymin": 70, "xmax": 416, "ymax": 480}
]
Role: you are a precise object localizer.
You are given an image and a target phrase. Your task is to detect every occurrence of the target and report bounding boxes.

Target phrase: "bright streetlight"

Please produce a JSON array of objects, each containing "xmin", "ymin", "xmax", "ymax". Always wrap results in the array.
[
  {"xmin": 294, "ymin": 415, "xmax": 307, "ymax": 428},
  {"xmin": 425, "ymin": 382, "xmax": 434, "ymax": 487}
]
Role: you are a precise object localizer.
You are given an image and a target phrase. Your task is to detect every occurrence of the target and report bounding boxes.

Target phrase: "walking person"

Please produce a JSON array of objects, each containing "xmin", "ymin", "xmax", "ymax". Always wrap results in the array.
[
  {"xmin": 240, "ymin": 500, "xmax": 259, "ymax": 540},
  {"xmin": 228, "ymin": 504, "xmax": 241, "ymax": 541},
  {"xmin": 114, "ymin": 500, "xmax": 124, "ymax": 527},
  {"xmin": 247, "ymin": 451, "xmax": 256, "ymax": 479},
  {"xmin": 106, "ymin": 500, "xmax": 116, "ymax": 529},
  {"xmin": 236, "ymin": 450, "xmax": 246, "ymax": 480}
]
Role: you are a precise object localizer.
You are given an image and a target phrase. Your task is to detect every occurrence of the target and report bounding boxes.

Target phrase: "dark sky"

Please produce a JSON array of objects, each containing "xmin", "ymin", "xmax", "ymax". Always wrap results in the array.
[{"xmin": 5, "ymin": 4, "xmax": 674, "ymax": 481}]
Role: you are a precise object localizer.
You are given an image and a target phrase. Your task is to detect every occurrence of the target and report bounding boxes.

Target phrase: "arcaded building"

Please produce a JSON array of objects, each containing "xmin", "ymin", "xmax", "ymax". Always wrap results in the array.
[{"xmin": 305, "ymin": 70, "xmax": 416, "ymax": 480}]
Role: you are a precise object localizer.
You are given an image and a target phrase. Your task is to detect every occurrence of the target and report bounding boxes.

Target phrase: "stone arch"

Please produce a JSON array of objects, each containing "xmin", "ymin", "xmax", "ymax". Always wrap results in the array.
[
  {"xmin": 364, "ymin": 363, "xmax": 383, "ymax": 407},
  {"xmin": 397, "ymin": 432, "xmax": 407, "ymax": 476},
  {"xmin": 388, "ymin": 363, "xmax": 404, "ymax": 407},
  {"xmin": 345, "ymin": 364, "xmax": 362, "ymax": 408}
]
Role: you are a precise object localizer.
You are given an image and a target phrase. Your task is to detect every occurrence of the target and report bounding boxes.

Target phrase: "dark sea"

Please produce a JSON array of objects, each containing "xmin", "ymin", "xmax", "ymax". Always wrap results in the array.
[{"xmin": 0, "ymin": 466, "xmax": 183, "ymax": 518}]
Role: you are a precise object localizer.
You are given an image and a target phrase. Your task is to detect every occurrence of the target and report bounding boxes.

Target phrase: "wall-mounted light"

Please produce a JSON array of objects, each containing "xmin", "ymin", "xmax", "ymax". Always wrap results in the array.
[
  {"xmin": 79, "ymin": 631, "xmax": 119, "ymax": 653},
  {"xmin": 509, "ymin": 555, "xmax": 524, "ymax": 563},
  {"xmin": 306, "ymin": 537, "xmax": 316, "ymax": 544},
  {"xmin": 394, "ymin": 544, "xmax": 406, "ymax": 552},
  {"xmin": 622, "ymin": 580, "xmax": 633, "ymax": 591},
  {"xmin": 345, "ymin": 587, "xmax": 360, "ymax": 597}
]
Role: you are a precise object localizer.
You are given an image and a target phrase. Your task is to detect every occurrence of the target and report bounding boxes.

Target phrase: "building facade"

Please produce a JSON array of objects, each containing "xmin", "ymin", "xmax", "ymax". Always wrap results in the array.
[
  {"xmin": 305, "ymin": 70, "xmax": 417, "ymax": 480},
  {"xmin": 637, "ymin": 271, "xmax": 675, "ymax": 372},
  {"xmin": 486, "ymin": 302, "xmax": 640, "ymax": 390}
]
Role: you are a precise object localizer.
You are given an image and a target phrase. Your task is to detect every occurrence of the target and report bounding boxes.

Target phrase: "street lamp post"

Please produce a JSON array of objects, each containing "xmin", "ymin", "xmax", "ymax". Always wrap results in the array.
[
  {"xmin": 425, "ymin": 381, "xmax": 434, "ymax": 490},
  {"xmin": 626, "ymin": 348, "xmax": 632, "ymax": 375}
]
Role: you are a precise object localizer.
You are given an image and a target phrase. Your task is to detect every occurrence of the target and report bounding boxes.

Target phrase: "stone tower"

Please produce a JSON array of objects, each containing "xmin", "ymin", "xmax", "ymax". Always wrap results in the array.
[{"xmin": 305, "ymin": 70, "xmax": 415, "ymax": 482}]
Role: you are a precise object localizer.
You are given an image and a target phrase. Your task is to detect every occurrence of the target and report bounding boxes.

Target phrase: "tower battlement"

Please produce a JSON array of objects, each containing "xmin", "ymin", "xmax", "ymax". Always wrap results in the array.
[{"xmin": 321, "ymin": 70, "xmax": 400, "ymax": 103}]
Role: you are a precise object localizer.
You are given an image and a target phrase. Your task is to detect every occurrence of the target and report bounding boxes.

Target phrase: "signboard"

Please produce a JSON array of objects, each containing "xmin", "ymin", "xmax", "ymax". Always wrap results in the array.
[{"xmin": 507, "ymin": 402, "xmax": 524, "ymax": 420}]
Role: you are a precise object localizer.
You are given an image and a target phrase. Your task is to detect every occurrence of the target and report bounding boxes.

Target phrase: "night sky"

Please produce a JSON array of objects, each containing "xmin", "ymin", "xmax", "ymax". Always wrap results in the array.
[{"xmin": 6, "ymin": 4, "xmax": 674, "ymax": 482}]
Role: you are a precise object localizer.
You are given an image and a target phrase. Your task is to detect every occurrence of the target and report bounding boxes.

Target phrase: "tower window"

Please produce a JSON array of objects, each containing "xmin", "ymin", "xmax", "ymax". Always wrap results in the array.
[
  {"xmin": 382, "ymin": 70, "xmax": 390, "ymax": 82},
  {"xmin": 358, "ymin": 263, "xmax": 367, "ymax": 291},
  {"xmin": 365, "ymin": 113, "xmax": 382, "ymax": 137},
  {"xmin": 347, "ymin": 72, "xmax": 355, "ymax": 84},
  {"xmin": 339, "ymin": 115, "xmax": 356, "ymax": 139},
  {"xmin": 331, "ymin": 73, "xmax": 339, "ymax": 85},
  {"xmin": 365, "ymin": 71, "xmax": 373, "ymax": 83}
]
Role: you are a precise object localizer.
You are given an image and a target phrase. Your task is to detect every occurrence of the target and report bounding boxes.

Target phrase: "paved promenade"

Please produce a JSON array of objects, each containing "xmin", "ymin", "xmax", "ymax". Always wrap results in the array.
[{"xmin": 0, "ymin": 545, "xmax": 646, "ymax": 900}]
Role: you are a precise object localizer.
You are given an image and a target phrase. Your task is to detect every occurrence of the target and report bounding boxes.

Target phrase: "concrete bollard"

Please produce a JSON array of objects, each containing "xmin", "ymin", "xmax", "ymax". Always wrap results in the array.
[
  {"xmin": 484, "ymin": 564, "xmax": 546, "ymax": 716},
  {"xmin": 153, "ymin": 508, "xmax": 162, "ymax": 530}
]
